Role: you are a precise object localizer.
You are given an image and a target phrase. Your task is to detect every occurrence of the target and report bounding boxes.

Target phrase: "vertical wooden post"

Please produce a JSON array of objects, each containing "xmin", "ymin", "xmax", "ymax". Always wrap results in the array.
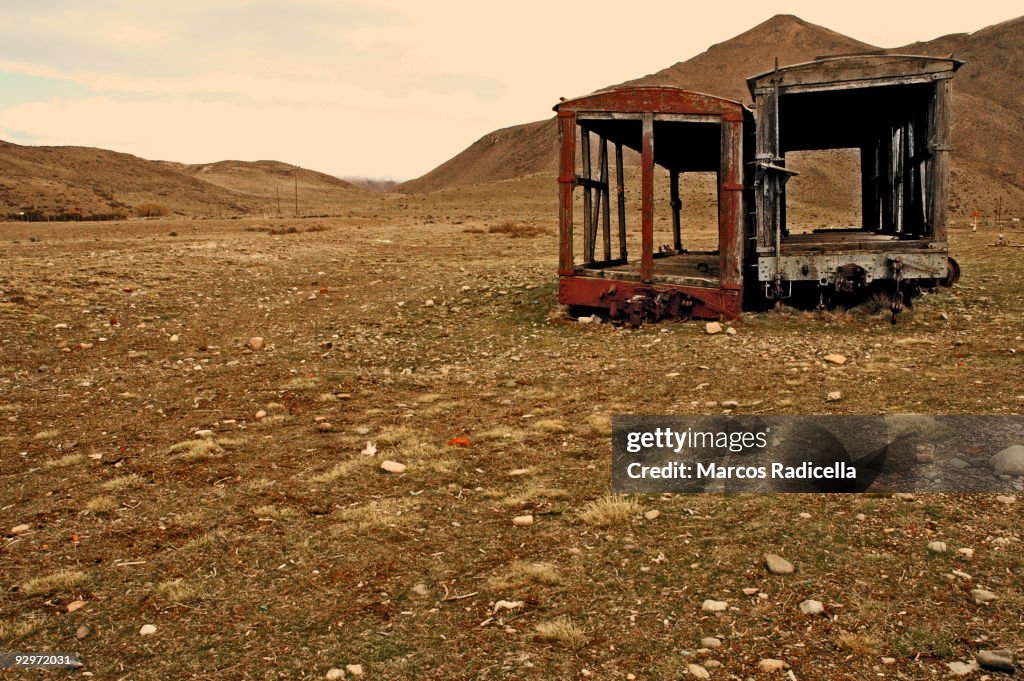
[
  {"xmin": 615, "ymin": 142, "xmax": 626, "ymax": 260},
  {"xmin": 719, "ymin": 117, "xmax": 743, "ymax": 292},
  {"xmin": 557, "ymin": 112, "xmax": 576, "ymax": 275},
  {"xmin": 670, "ymin": 169, "xmax": 682, "ymax": 251},
  {"xmin": 600, "ymin": 137, "xmax": 611, "ymax": 261},
  {"xmin": 929, "ymin": 77, "xmax": 950, "ymax": 243},
  {"xmin": 860, "ymin": 141, "xmax": 878, "ymax": 231},
  {"xmin": 641, "ymin": 112, "xmax": 654, "ymax": 283},
  {"xmin": 581, "ymin": 128, "xmax": 593, "ymax": 263}
]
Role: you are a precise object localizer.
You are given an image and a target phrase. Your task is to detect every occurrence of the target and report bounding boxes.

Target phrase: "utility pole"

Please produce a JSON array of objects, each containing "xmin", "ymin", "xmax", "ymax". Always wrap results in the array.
[
  {"xmin": 293, "ymin": 168, "xmax": 299, "ymax": 218},
  {"xmin": 276, "ymin": 186, "xmax": 281, "ymax": 218}
]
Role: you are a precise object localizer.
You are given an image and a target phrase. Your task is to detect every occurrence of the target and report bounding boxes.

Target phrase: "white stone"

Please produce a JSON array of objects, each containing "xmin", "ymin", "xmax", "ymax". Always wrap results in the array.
[
  {"xmin": 757, "ymin": 659, "xmax": 785, "ymax": 673},
  {"xmin": 705, "ymin": 322, "xmax": 723, "ymax": 335},
  {"xmin": 139, "ymin": 624, "xmax": 157, "ymax": 636},
  {"xmin": 799, "ymin": 599, "xmax": 824, "ymax": 615},
  {"xmin": 823, "ymin": 354, "xmax": 847, "ymax": 365},
  {"xmin": 345, "ymin": 664, "xmax": 364, "ymax": 677},
  {"xmin": 247, "ymin": 336, "xmax": 265, "ymax": 350},
  {"xmin": 687, "ymin": 663, "xmax": 710, "ymax": 679},
  {"xmin": 995, "ymin": 495, "xmax": 1016, "ymax": 504},
  {"xmin": 255, "ymin": 410, "xmax": 267, "ymax": 420},
  {"xmin": 701, "ymin": 599, "xmax": 728, "ymax": 612},
  {"xmin": 971, "ymin": 588, "xmax": 998, "ymax": 604},
  {"xmin": 325, "ymin": 669, "xmax": 345, "ymax": 680},
  {"xmin": 991, "ymin": 445, "xmax": 1024, "ymax": 476},
  {"xmin": 826, "ymin": 391, "xmax": 842, "ymax": 402},
  {"xmin": 493, "ymin": 600, "xmax": 524, "ymax": 613},
  {"xmin": 700, "ymin": 637, "xmax": 722, "ymax": 648},
  {"xmin": 10, "ymin": 524, "xmax": 30, "ymax": 535},
  {"xmin": 644, "ymin": 510, "xmax": 661, "ymax": 520},
  {"xmin": 765, "ymin": 553, "xmax": 794, "ymax": 575},
  {"xmin": 927, "ymin": 541, "xmax": 948, "ymax": 553},
  {"xmin": 947, "ymin": 660, "xmax": 979, "ymax": 676},
  {"xmin": 380, "ymin": 460, "xmax": 407, "ymax": 474},
  {"xmin": 956, "ymin": 547, "xmax": 974, "ymax": 558},
  {"xmin": 512, "ymin": 515, "xmax": 534, "ymax": 527}
]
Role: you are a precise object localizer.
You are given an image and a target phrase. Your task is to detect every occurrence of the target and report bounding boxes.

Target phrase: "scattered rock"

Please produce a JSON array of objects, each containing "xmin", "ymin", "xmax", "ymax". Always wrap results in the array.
[
  {"xmin": 725, "ymin": 327, "xmax": 737, "ymax": 336},
  {"xmin": 10, "ymin": 523, "xmax": 30, "ymax": 535},
  {"xmin": 255, "ymin": 409, "xmax": 267, "ymax": 420},
  {"xmin": 493, "ymin": 600, "xmax": 524, "ymax": 613},
  {"xmin": 247, "ymin": 336, "xmax": 265, "ymax": 351},
  {"xmin": 424, "ymin": 299, "xmax": 434, "ymax": 307},
  {"xmin": 742, "ymin": 587, "xmax": 759, "ymax": 596},
  {"xmin": 764, "ymin": 553, "xmax": 795, "ymax": 575},
  {"xmin": 823, "ymin": 354, "xmax": 847, "ymax": 365},
  {"xmin": 686, "ymin": 663, "xmax": 711, "ymax": 679},
  {"xmin": 721, "ymin": 400, "xmax": 740, "ymax": 409},
  {"xmin": 947, "ymin": 660, "xmax": 979, "ymax": 676},
  {"xmin": 361, "ymin": 442, "xmax": 378, "ymax": 457},
  {"xmin": 412, "ymin": 583, "xmax": 429, "ymax": 597},
  {"xmin": 512, "ymin": 515, "xmax": 534, "ymax": 527},
  {"xmin": 76, "ymin": 625, "xmax": 91, "ymax": 639},
  {"xmin": 644, "ymin": 510, "xmax": 661, "ymax": 520},
  {"xmin": 704, "ymin": 660, "xmax": 721, "ymax": 669},
  {"xmin": 894, "ymin": 493, "xmax": 916, "ymax": 502},
  {"xmin": 139, "ymin": 624, "xmax": 157, "ymax": 636},
  {"xmin": 345, "ymin": 664, "xmax": 364, "ymax": 677},
  {"xmin": 757, "ymin": 658, "xmax": 785, "ymax": 673},
  {"xmin": 826, "ymin": 391, "xmax": 842, "ymax": 402},
  {"xmin": 701, "ymin": 637, "xmax": 722, "ymax": 648},
  {"xmin": 880, "ymin": 657, "xmax": 895, "ymax": 665},
  {"xmin": 990, "ymin": 445, "xmax": 1024, "ymax": 476},
  {"xmin": 67, "ymin": 600, "xmax": 86, "ymax": 613},
  {"xmin": 701, "ymin": 599, "xmax": 728, "ymax": 613},
  {"xmin": 975, "ymin": 649, "xmax": 1015, "ymax": 673},
  {"xmin": 995, "ymin": 495, "xmax": 1016, "ymax": 504},
  {"xmin": 798, "ymin": 599, "xmax": 824, "ymax": 615},
  {"xmin": 325, "ymin": 669, "xmax": 345, "ymax": 680},
  {"xmin": 380, "ymin": 460, "xmax": 406, "ymax": 474},
  {"xmin": 927, "ymin": 541, "xmax": 948, "ymax": 554},
  {"xmin": 169, "ymin": 334, "xmax": 179, "ymax": 343},
  {"xmin": 855, "ymin": 513, "xmax": 866, "ymax": 521},
  {"xmin": 956, "ymin": 547, "xmax": 974, "ymax": 558},
  {"xmin": 971, "ymin": 588, "xmax": 998, "ymax": 604},
  {"xmin": 705, "ymin": 322, "xmax": 723, "ymax": 335},
  {"xmin": 317, "ymin": 422, "xmax": 334, "ymax": 433}
]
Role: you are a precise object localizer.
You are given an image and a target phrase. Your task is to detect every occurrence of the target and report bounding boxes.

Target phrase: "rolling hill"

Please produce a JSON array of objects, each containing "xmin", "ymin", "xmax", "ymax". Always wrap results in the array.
[{"xmin": 0, "ymin": 142, "xmax": 362, "ymax": 219}]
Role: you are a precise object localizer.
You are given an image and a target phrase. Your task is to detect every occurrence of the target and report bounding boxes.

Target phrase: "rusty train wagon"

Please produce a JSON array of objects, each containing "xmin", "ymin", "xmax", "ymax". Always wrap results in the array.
[
  {"xmin": 748, "ymin": 55, "xmax": 962, "ymax": 318},
  {"xmin": 554, "ymin": 87, "xmax": 753, "ymax": 323},
  {"xmin": 555, "ymin": 55, "xmax": 961, "ymax": 324}
]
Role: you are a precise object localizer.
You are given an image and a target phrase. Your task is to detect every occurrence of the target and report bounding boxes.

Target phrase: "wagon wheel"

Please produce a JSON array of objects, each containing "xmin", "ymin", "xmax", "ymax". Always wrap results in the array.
[{"xmin": 941, "ymin": 257, "xmax": 961, "ymax": 287}]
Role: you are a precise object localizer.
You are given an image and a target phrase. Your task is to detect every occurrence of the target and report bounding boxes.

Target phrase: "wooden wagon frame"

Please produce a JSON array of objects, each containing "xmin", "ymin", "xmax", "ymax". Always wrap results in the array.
[{"xmin": 553, "ymin": 87, "xmax": 754, "ymax": 322}]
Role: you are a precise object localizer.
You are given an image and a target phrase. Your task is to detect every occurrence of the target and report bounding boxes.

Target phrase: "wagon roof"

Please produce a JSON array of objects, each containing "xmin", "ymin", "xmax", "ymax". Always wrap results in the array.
[
  {"xmin": 746, "ymin": 54, "xmax": 964, "ymax": 95},
  {"xmin": 554, "ymin": 86, "xmax": 748, "ymax": 117}
]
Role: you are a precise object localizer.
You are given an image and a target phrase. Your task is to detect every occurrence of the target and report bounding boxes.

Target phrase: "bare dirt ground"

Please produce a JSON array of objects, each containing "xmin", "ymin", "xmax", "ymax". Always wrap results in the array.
[{"xmin": 1, "ymin": 177, "xmax": 1022, "ymax": 679}]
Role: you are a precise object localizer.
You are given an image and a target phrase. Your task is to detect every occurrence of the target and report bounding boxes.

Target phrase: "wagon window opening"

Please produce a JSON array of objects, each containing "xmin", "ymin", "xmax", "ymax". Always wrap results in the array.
[{"xmin": 783, "ymin": 148, "xmax": 862, "ymax": 233}]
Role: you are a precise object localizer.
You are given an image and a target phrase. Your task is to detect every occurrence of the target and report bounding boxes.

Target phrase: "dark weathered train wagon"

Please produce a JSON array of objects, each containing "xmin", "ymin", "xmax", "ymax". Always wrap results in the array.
[
  {"xmin": 554, "ymin": 87, "xmax": 753, "ymax": 323},
  {"xmin": 748, "ymin": 55, "xmax": 963, "ymax": 312}
]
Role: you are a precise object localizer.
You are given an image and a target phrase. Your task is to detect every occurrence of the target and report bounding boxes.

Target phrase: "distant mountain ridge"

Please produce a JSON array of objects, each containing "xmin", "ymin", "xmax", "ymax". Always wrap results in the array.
[{"xmin": 396, "ymin": 14, "xmax": 1024, "ymax": 216}]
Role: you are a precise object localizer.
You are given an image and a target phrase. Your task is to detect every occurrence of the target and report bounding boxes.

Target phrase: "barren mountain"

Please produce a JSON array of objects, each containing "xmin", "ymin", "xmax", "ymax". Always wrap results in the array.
[
  {"xmin": 397, "ymin": 14, "xmax": 1024, "ymax": 217},
  {"xmin": 0, "ymin": 143, "xmax": 362, "ymax": 219}
]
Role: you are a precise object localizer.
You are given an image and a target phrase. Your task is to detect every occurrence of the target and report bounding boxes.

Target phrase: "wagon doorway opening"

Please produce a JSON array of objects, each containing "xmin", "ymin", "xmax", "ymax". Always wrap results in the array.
[{"xmin": 783, "ymin": 148, "xmax": 862, "ymax": 234}]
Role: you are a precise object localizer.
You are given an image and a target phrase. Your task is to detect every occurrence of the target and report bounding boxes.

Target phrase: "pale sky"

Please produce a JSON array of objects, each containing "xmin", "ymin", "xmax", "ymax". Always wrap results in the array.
[{"xmin": 0, "ymin": 1, "xmax": 1018, "ymax": 180}]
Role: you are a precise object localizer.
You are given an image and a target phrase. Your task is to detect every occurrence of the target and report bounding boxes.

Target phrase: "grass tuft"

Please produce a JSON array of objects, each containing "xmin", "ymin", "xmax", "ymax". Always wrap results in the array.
[
  {"xmin": 86, "ymin": 495, "xmax": 118, "ymax": 514},
  {"xmin": 578, "ymin": 495, "xmax": 641, "ymax": 526},
  {"xmin": 534, "ymin": 616, "xmax": 588, "ymax": 648},
  {"xmin": 21, "ymin": 570, "xmax": 88, "ymax": 596},
  {"xmin": 43, "ymin": 453, "xmax": 83, "ymax": 469}
]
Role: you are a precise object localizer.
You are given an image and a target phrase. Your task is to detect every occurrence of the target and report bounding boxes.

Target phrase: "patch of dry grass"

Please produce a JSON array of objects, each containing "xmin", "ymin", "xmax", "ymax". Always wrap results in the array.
[
  {"xmin": 169, "ymin": 438, "xmax": 221, "ymax": 462},
  {"xmin": 835, "ymin": 630, "xmax": 881, "ymax": 656},
  {"xmin": 578, "ymin": 495, "xmax": 641, "ymax": 526},
  {"xmin": 33, "ymin": 429, "xmax": 60, "ymax": 440},
  {"xmin": 86, "ymin": 494, "xmax": 118, "ymax": 514},
  {"xmin": 586, "ymin": 413, "xmax": 612, "ymax": 436},
  {"xmin": 0, "ymin": 618, "xmax": 44, "ymax": 643},
  {"xmin": 101, "ymin": 474, "xmax": 143, "ymax": 491},
  {"xmin": 489, "ymin": 561, "xmax": 562, "ymax": 589},
  {"xmin": 156, "ymin": 579, "xmax": 206, "ymax": 603},
  {"xmin": 0, "ymin": 403, "xmax": 21, "ymax": 413},
  {"xmin": 21, "ymin": 569, "xmax": 88, "ymax": 596},
  {"xmin": 534, "ymin": 616, "xmax": 588, "ymax": 648},
  {"xmin": 256, "ymin": 414, "xmax": 290, "ymax": 427},
  {"xmin": 281, "ymin": 376, "xmax": 319, "ymax": 390},
  {"xmin": 252, "ymin": 505, "xmax": 297, "ymax": 521},
  {"xmin": 43, "ymin": 453, "xmax": 83, "ymax": 469},
  {"xmin": 476, "ymin": 427, "xmax": 528, "ymax": 443},
  {"xmin": 334, "ymin": 499, "xmax": 412, "ymax": 530},
  {"xmin": 317, "ymin": 392, "xmax": 339, "ymax": 402},
  {"xmin": 501, "ymin": 481, "xmax": 570, "ymax": 507},
  {"xmin": 531, "ymin": 418, "xmax": 567, "ymax": 433},
  {"xmin": 311, "ymin": 458, "xmax": 373, "ymax": 483}
]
